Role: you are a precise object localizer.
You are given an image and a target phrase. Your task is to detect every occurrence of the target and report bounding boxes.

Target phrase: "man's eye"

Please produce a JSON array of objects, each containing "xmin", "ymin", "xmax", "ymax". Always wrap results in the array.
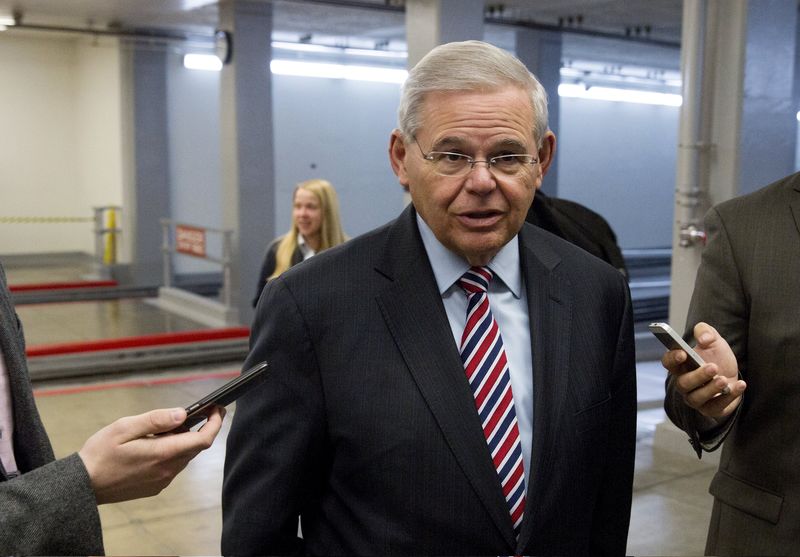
[
  {"xmin": 444, "ymin": 153, "xmax": 466, "ymax": 162},
  {"xmin": 493, "ymin": 155, "xmax": 520, "ymax": 166}
]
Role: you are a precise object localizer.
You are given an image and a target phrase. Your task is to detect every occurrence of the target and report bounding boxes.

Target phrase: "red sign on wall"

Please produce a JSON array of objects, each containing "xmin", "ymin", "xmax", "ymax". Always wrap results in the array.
[{"xmin": 175, "ymin": 225, "xmax": 206, "ymax": 258}]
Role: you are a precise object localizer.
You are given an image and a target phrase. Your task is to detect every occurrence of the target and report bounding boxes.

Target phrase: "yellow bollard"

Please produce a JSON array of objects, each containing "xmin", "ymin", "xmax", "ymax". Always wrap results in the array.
[{"xmin": 103, "ymin": 208, "xmax": 117, "ymax": 265}]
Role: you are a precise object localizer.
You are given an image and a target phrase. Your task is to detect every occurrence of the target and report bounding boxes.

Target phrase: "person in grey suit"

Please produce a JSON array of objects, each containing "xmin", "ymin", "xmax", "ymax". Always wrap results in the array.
[
  {"xmin": 662, "ymin": 171, "xmax": 800, "ymax": 555},
  {"xmin": 0, "ymin": 262, "xmax": 225, "ymax": 555},
  {"xmin": 222, "ymin": 40, "xmax": 636, "ymax": 556}
]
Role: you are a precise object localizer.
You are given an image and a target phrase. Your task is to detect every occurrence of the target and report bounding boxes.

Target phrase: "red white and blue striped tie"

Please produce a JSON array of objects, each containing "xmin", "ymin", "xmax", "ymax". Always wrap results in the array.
[{"xmin": 458, "ymin": 266, "xmax": 526, "ymax": 536}]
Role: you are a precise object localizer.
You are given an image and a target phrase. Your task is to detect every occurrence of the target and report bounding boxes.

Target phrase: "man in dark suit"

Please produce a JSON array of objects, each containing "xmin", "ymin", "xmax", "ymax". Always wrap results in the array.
[
  {"xmin": 0, "ymin": 262, "xmax": 224, "ymax": 555},
  {"xmin": 662, "ymin": 172, "xmax": 800, "ymax": 555},
  {"xmin": 222, "ymin": 40, "xmax": 636, "ymax": 556}
]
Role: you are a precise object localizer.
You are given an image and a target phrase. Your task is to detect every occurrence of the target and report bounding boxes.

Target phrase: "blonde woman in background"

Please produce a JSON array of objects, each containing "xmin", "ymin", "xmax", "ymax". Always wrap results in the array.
[{"xmin": 252, "ymin": 179, "xmax": 348, "ymax": 306}]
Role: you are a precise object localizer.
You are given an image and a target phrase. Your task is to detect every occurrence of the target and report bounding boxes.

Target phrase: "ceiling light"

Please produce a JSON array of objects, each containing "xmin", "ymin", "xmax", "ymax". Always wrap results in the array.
[
  {"xmin": 558, "ymin": 83, "xmax": 682, "ymax": 107},
  {"xmin": 183, "ymin": 53, "xmax": 222, "ymax": 71},
  {"xmin": 270, "ymin": 60, "xmax": 407, "ymax": 84}
]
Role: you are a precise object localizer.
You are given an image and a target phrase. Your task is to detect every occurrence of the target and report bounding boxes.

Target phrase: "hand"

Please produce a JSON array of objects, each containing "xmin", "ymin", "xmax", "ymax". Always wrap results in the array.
[
  {"xmin": 78, "ymin": 406, "xmax": 225, "ymax": 505},
  {"xmin": 661, "ymin": 322, "xmax": 746, "ymax": 420}
]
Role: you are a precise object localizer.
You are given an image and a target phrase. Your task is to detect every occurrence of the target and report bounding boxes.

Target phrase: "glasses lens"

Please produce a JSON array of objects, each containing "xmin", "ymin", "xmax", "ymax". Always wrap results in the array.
[
  {"xmin": 491, "ymin": 154, "xmax": 535, "ymax": 175},
  {"xmin": 428, "ymin": 152, "xmax": 471, "ymax": 176}
]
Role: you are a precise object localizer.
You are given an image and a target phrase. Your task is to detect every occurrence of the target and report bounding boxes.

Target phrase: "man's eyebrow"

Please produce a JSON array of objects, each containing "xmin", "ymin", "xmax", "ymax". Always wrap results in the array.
[
  {"xmin": 429, "ymin": 137, "xmax": 530, "ymax": 152},
  {"xmin": 430, "ymin": 136, "xmax": 467, "ymax": 150},
  {"xmin": 494, "ymin": 138, "xmax": 528, "ymax": 151}
]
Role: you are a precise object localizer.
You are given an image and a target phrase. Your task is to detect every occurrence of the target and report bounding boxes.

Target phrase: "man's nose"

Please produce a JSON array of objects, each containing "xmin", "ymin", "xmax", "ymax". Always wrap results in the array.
[{"xmin": 464, "ymin": 162, "xmax": 496, "ymax": 194}]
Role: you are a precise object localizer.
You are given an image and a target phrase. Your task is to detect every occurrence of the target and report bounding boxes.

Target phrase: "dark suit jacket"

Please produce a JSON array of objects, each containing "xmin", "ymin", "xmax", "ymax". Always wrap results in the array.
[
  {"xmin": 526, "ymin": 191, "xmax": 628, "ymax": 278},
  {"xmin": 252, "ymin": 237, "xmax": 304, "ymax": 307},
  {"xmin": 665, "ymin": 172, "xmax": 800, "ymax": 555},
  {"xmin": 223, "ymin": 205, "xmax": 636, "ymax": 556},
  {"xmin": 0, "ymin": 262, "xmax": 104, "ymax": 555}
]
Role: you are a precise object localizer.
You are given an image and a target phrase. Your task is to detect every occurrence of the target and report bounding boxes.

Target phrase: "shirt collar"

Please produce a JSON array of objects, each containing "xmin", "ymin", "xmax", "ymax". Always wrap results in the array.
[
  {"xmin": 416, "ymin": 212, "xmax": 522, "ymax": 298},
  {"xmin": 297, "ymin": 234, "xmax": 315, "ymax": 259}
]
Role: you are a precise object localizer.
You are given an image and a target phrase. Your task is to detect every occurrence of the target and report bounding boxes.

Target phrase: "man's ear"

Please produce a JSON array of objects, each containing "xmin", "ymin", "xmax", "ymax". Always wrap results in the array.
[
  {"xmin": 389, "ymin": 129, "xmax": 410, "ymax": 189},
  {"xmin": 537, "ymin": 131, "xmax": 557, "ymax": 178}
]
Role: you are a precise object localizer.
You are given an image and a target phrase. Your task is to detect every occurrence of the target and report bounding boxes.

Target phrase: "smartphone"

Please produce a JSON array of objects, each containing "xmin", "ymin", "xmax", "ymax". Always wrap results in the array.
[
  {"xmin": 648, "ymin": 322, "xmax": 705, "ymax": 370},
  {"xmin": 174, "ymin": 361, "xmax": 269, "ymax": 432}
]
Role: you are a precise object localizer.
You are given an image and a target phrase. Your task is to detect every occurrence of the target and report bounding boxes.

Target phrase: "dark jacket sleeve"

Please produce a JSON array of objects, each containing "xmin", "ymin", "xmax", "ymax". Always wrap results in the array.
[
  {"xmin": 591, "ymin": 271, "xmax": 637, "ymax": 556},
  {"xmin": 664, "ymin": 206, "xmax": 743, "ymax": 456},
  {"xmin": 223, "ymin": 276, "xmax": 327, "ymax": 554}
]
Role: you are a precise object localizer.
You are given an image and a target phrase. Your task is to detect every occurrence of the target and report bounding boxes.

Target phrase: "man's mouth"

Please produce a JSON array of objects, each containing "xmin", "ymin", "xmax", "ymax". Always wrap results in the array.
[{"xmin": 456, "ymin": 210, "xmax": 503, "ymax": 228}]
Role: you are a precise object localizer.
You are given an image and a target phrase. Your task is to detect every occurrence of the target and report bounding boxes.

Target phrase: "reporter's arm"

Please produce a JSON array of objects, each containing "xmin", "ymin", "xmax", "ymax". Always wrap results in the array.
[
  {"xmin": 0, "ymin": 453, "xmax": 103, "ymax": 555},
  {"xmin": 665, "ymin": 207, "xmax": 749, "ymax": 455}
]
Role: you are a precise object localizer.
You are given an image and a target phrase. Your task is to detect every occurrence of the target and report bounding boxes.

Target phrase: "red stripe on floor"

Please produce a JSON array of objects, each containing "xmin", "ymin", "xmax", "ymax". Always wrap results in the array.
[
  {"xmin": 9, "ymin": 280, "xmax": 118, "ymax": 292},
  {"xmin": 26, "ymin": 326, "xmax": 250, "ymax": 357},
  {"xmin": 33, "ymin": 370, "xmax": 240, "ymax": 397}
]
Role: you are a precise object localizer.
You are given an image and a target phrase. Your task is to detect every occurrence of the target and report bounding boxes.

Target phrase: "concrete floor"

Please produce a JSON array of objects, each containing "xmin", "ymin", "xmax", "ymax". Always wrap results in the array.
[{"xmin": 9, "ymin": 262, "xmax": 718, "ymax": 555}]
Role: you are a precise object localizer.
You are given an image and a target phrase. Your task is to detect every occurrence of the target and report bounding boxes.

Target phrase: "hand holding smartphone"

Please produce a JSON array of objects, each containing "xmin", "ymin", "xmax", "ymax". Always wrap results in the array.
[
  {"xmin": 648, "ymin": 322, "xmax": 705, "ymax": 370},
  {"xmin": 172, "ymin": 361, "xmax": 269, "ymax": 433}
]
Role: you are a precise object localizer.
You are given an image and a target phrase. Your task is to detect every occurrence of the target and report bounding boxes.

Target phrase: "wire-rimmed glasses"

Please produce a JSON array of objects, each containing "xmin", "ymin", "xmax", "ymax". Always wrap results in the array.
[{"xmin": 415, "ymin": 140, "xmax": 538, "ymax": 178}]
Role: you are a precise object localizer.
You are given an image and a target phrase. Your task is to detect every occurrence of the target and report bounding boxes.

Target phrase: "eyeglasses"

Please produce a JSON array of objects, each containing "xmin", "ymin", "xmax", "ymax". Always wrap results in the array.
[{"xmin": 415, "ymin": 140, "xmax": 538, "ymax": 178}]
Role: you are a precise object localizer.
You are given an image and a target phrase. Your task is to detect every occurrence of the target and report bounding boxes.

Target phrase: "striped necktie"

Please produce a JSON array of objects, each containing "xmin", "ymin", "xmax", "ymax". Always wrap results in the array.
[{"xmin": 458, "ymin": 266, "xmax": 526, "ymax": 536}]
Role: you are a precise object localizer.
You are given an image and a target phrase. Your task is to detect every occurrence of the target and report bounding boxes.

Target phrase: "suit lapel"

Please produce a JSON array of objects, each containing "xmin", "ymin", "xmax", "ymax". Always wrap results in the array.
[
  {"xmin": 374, "ymin": 207, "xmax": 517, "ymax": 547},
  {"xmin": 515, "ymin": 224, "xmax": 572, "ymax": 549}
]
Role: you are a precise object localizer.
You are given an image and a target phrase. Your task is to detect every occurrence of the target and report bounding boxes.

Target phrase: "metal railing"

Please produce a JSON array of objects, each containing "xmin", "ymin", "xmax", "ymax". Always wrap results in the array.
[{"xmin": 159, "ymin": 219, "xmax": 234, "ymax": 307}]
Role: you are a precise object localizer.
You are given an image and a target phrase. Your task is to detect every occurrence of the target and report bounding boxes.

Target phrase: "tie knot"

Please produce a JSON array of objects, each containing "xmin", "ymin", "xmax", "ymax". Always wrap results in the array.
[{"xmin": 458, "ymin": 266, "xmax": 493, "ymax": 295}]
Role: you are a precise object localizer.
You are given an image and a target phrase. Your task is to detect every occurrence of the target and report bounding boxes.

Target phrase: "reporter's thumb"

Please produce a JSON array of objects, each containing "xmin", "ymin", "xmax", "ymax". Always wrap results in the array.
[{"xmin": 139, "ymin": 407, "xmax": 187, "ymax": 435}]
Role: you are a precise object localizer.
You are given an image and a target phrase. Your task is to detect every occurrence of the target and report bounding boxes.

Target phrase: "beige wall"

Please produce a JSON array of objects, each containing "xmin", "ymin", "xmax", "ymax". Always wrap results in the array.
[{"xmin": 0, "ymin": 32, "xmax": 123, "ymax": 256}]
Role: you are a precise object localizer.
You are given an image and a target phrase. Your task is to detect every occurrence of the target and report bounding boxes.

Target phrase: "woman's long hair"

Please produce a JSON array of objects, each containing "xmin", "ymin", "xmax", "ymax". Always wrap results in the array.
[{"xmin": 270, "ymin": 179, "xmax": 347, "ymax": 279}]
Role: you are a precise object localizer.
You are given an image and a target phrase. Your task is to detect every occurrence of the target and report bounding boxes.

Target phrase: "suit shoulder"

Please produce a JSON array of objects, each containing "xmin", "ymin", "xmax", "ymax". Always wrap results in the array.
[
  {"xmin": 522, "ymin": 222, "xmax": 625, "ymax": 282},
  {"xmin": 715, "ymin": 171, "xmax": 800, "ymax": 218}
]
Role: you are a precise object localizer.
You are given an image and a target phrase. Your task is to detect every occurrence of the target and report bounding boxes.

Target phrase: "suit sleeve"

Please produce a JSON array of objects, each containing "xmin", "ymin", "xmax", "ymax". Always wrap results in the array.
[
  {"xmin": 0, "ymin": 263, "xmax": 103, "ymax": 556},
  {"xmin": 0, "ymin": 453, "xmax": 104, "ymax": 555},
  {"xmin": 222, "ymin": 276, "xmax": 327, "ymax": 555},
  {"xmin": 590, "ymin": 274, "xmax": 637, "ymax": 556},
  {"xmin": 665, "ymin": 207, "xmax": 746, "ymax": 456}
]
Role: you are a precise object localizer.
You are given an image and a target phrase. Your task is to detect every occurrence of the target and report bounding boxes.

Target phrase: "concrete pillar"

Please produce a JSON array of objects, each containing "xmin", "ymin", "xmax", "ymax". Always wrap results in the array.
[
  {"xmin": 122, "ymin": 47, "xmax": 171, "ymax": 286},
  {"xmin": 218, "ymin": 0, "xmax": 275, "ymax": 325},
  {"xmin": 515, "ymin": 29, "xmax": 562, "ymax": 196},
  {"xmin": 405, "ymin": 0, "xmax": 484, "ymax": 67},
  {"xmin": 669, "ymin": 0, "xmax": 798, "ymax": 333},
  {"xmin": 401, "ymin": 0, "xmax": 484, "ymax": 204}
]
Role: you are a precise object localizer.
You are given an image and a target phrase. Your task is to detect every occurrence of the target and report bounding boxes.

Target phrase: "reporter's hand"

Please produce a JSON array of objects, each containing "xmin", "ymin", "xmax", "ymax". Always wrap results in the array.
[
  {"xmin": 661, "ymin": 322, "xmax": 746, "ymax": 420},
  {"xmin": 78, "ymin": 405, "xmax": 225, "ymax": 505}
]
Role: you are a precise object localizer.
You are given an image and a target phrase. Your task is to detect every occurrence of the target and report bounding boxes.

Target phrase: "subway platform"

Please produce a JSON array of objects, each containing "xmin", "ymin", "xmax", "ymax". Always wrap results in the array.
[{"xmin": 5, "ymin": 260, "xmax": 716, "ymax": 555}]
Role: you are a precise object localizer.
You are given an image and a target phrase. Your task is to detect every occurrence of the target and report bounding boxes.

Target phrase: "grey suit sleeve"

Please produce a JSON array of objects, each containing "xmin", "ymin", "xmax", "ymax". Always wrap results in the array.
[
  {"xmin": 0, "ymin": 453, "xmax": 104, "ymax": 555},
  {"xmin": 665, "ymin": 206, "xmax": 745, "ymax": 456}
]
